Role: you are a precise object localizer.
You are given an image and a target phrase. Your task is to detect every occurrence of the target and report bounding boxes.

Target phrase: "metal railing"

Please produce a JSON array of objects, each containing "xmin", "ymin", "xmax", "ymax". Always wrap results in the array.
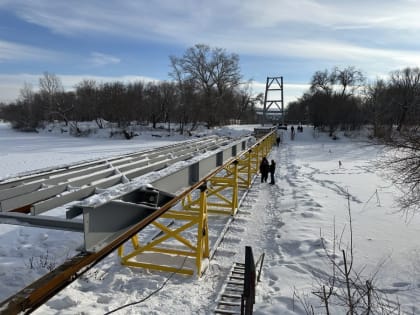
[{"xmin": 241, "ymin": 247, "xmax": 265, "ymax": 315}]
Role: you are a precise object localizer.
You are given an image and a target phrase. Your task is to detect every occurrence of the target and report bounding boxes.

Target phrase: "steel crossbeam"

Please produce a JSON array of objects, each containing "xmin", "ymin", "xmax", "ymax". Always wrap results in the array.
[{"xmin": 0, "ymin": 212, "xmax": 83, "ymax": 232}]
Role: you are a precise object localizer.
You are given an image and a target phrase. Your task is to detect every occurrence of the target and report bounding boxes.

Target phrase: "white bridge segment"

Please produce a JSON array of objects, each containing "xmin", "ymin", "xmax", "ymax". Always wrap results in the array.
[
  {"xmin": 0, "ymin": 135, "xmax": 220, "ymax": 190},
  {"xmin": 0, "ymin": 163, "xmax": 112, "ymax": 201},
  {"xmin": 0, "ymin": 135, "xmax": 254, "ymax": 252},
  {"xmin": 0, "ymin": 136, "xmax": 231, "ymax": 212}
]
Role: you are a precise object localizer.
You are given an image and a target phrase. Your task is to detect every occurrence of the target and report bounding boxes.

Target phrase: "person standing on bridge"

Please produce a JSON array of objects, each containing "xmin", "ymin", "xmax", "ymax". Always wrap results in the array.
[
  {"xmin": 269, "ymin": 159, "xmax": 276, "ymax": 185},
  {"xmin": 259, "ymin": 157, "xmax": 269, "ymax": 183}
]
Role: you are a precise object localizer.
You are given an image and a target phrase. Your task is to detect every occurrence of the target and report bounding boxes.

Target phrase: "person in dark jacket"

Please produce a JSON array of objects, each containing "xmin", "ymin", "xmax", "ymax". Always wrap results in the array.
[
  {"xmin": 276, "ymin": 136, "xmax": 280, "ymax": 147},
  {"xmin": 259, "ymin": 157, "xmax": 269, "ymax": 183},
  {"xmin": 269, "ymin": 160, "xmax": 276, "ymax": 185}
]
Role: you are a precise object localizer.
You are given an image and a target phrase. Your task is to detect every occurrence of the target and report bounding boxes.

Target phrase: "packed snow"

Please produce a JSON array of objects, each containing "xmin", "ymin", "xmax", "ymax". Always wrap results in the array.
[{"xmin": 0, "ymin": 121, "xmax": 419, "ymax": 314}]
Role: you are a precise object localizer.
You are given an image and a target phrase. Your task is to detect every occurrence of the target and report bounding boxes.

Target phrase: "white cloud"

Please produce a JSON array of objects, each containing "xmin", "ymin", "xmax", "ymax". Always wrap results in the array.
[
  {"xmin": 4, "ymin": 0, "xmax": 420, "ymax": 41},
  {"xmin": 236, "ymin": 0, "xmax": 420, "ymax": 31},
  {"xmin": 89, "ymin": 52, "xmax": 120, "ymax": 67},
  {"xmin": 222, "ymin": 37, "xmax": 420, "ymax": 78},
  {"xmin": 0, "ymin": 40, "xmax": 58, "ymax": 62},
  {"xmin": 280, "ymin": 39, "xmax": 420, "ymax": 66},
  {"xmin": 2, "ymin": 1, "xmax": 420, "ymax": 65}
]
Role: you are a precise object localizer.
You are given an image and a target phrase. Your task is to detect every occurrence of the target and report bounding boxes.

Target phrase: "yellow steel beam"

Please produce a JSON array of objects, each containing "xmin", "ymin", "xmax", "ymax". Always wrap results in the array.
[
  {"xmin": 123, "ymin": 261, "xmax": 194, "ymax": 275},
  {"xmin": 196, "ymin": 186, "xmax": 209, "ymax": 275}
]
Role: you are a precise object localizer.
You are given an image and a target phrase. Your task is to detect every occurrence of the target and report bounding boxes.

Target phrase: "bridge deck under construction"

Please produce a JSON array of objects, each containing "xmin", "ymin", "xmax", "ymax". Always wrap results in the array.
[{"xmin": 0, "ymin": 129, "xmax": 276, "ymax": 314}]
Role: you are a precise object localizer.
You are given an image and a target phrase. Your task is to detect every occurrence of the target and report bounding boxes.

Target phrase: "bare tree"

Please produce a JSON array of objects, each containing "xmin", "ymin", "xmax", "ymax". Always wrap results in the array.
[
  {"xmin": 1, "ymin": 83, "xmax": 44, "ymax": 130},
  {"xmin": 306, "ymin": 67, "xmax": 365, "ymax": 133},
  {"xmin": 364, "ymin": 69, "xmax": 419, "ymax": 214},
  {"xmin": 0, "ymin": 103, "xmax": 5, "ymax": 119},
  {"xmin": 143, "ymin": 82, "xmax": 165, "ymax": 129},
  {"xmin": 172, "ymin": 81, "xmax": 200, "ymax": 135},
  {"xmin": 388, "ymin": 67, "xmax": 420, "ymax": 131},
  {"xmin": 18, "ymin": 83, "xmax": 38, "ymax": 129},
  {"xmin": 379, "ymin": 127, "xmax": 420, "ymax": 217},
  {"xmin": 169, "ymin": 44, "xmax": 242, "ymax": 127},
  {"xmin": 310, "ymin": 67, "xmax": 364, "ymax": 98},
  {"xmin": 364, "ymin": 68, "xmax": 420, "ymax": 135},
  {"xmin": 39, "ymin": 72, "xmax": 75, "ymax": 125},
  {"xmin": 333, "ymin": 66, "xmax": 365, "ymax": 98},
  {"xmin": 39, "ymin": 72, "xmax": 62, "ymax": 118},
  {"xmin": 75, "ymin": 80, "xmax": 100, "ymax": 126},
  {"xmin": 363, "ymin": 79, "xmax": 393, "ymax": 137},
  {"xmin": 310, "ymin": 69, "xmax": 334, "ymax": 96},
  {"xmin": 159, "ymin": 81, "xmax": 177, "ymax": 131},
  {"xmin": 39, "ymin": 72, "xmax": 63, "ymax": 99},
  {"xmin": 126, "ymin": 81, "xmax": 146, "ymax": 124}
]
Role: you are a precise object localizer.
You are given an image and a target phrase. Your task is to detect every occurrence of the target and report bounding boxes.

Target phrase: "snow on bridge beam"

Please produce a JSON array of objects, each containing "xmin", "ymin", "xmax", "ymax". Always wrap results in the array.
[
  {"xmin": 0, "ymin": 135, "xmax": 256, "ymax": 253},
  {"xmin": 75, "ymin": 137, "xmax": 251, "ymax": 252}
]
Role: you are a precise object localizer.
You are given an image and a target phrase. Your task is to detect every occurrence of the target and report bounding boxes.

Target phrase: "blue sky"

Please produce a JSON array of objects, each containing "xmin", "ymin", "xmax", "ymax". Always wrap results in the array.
[{"xmin": 1, "ymin": 0, "xmax": 420, "ymax": 105}]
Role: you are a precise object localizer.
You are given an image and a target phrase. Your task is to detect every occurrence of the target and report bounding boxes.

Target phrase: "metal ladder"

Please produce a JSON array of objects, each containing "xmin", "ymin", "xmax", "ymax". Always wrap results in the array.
[
  {"xmin": 215, "ymin": 249, "xmax": 265, "ymax": 315},
  {"xmin": 214, "ymin": 262, "xmax": 246, "ymax": 314}
]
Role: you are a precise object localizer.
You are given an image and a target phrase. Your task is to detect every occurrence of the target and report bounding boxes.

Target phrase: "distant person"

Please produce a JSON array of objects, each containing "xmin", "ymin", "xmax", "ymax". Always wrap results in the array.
[
  {"xmin": 291, "ymin": 126, "xmax": 295, "ymax": 140},
  {"xmin": 259, "ymin": 157, "xmax": 269, "ymax": 183},
  {"xmin": 276, "ymin": 136, "xmax": 280, "ymax": 147},
  {"xmin": 339, "ymin": 160, "xmax": 342, "ymax": 168},
  {"xmin": 269, "ymin": 159, "xmax": 276, "ymax": 185}
]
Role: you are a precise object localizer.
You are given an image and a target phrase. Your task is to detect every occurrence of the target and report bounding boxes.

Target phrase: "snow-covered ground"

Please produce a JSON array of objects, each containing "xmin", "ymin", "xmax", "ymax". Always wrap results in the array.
[{"xmin": 0, "ymin": 122, "xmax": 419, "ymax": 314}]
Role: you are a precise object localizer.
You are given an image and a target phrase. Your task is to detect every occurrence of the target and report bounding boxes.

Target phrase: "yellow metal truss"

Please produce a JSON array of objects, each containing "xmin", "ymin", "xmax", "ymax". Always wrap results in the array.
[
  {"xmin": 118, "ymin": 131, "xmax": 276, "ymax": 277},
  {"xmin": 181, "ymin": 162, "xmax": 239, "ymax": 216},
  {"xmin": 181, "ymin": 132, "xmax": 276, "ymax": 216},
  {"xmin": 118, "ymin": 186, "xmax": 209, "ymax": 276}
]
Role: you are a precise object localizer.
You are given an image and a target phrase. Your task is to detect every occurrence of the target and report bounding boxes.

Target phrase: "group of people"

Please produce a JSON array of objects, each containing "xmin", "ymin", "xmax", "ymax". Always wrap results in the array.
[
  {"xmin": 259, "ymin": 157, "xmax": 276, "ymax": 185},
  {"xmin": 290, "ymin": 125, "xmax": 303, "ymax": 140}
]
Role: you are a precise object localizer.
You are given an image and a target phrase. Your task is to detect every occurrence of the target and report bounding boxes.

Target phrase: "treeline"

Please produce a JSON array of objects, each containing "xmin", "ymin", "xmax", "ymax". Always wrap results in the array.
[
  {"xmin": 0, "ymin": 44, "xmax": 259, "ymax": 134},
  {"xmin": 286, "ymin": 66, "xmax": 420, "ymax": 137}
]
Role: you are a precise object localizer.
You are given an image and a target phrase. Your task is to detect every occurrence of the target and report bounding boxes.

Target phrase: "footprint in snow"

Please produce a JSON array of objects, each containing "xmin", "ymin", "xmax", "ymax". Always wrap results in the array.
[
  {"xmin": 46, "ymin": 296, "xmax": 77, "ymax": 310},
  {"xmin": 301, "ymin": 212, "xmax": 316, "ymax": 218},
  {"xmin": 280, "ymin": 239, "xmax": 323, "ymax": 256},
  {"xmin": 223, "ymin": 235, "xmax": 242, "ymax": 243},
  {"xmin": 229, "ymin": 226, "xmax": 245, "ymax": 233},
  {"xmin": 215, "ymin": 248, "xmax": 236, "ymax": 257}
]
